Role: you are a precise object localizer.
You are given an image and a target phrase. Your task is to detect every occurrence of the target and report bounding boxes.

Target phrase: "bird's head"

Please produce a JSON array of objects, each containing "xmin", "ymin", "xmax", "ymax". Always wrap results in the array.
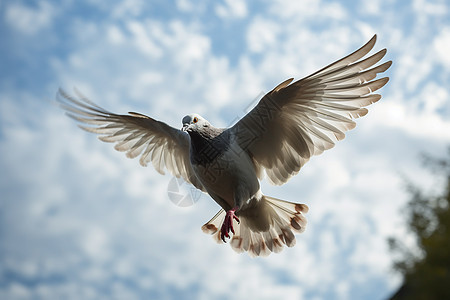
[{"xmin": 181, "ymin": 114, "xmax": 210, "ymax": 133}]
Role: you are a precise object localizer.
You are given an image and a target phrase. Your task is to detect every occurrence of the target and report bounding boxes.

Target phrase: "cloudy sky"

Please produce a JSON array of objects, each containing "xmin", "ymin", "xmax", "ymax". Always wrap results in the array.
[{"xmin": 1, "ymin": 0, "xmax": 450, "ymax": 299}]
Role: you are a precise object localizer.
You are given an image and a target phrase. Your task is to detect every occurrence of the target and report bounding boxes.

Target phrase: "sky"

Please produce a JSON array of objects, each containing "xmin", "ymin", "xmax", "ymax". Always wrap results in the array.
[{"xmin": 1, "ymin": 0, "xmax": 450, "ymax": 299}]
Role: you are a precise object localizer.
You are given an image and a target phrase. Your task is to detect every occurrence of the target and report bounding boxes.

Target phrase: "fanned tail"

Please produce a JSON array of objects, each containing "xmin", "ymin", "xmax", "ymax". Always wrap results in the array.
[{"xmin": 201, "ymin": 195, "xmax": 308, "ymax": 257}]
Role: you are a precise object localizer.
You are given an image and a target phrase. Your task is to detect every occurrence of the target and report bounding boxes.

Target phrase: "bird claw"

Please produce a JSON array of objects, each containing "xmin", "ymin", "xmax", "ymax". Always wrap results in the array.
[{"xmin": 220, "ymin": 207, "xmax": 240, "ymax": 243}]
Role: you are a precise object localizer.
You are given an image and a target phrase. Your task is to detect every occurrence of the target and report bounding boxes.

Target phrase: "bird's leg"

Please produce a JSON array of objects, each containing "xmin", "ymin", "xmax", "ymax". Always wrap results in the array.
[{"xmin": 220, "ymin": 206, "xmax": 240, "ymax": 243}]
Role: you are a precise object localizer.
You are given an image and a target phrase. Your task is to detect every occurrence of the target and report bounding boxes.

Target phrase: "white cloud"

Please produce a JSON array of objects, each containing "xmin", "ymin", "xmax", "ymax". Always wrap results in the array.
[
  {"xmin": 81, "ymin": 226, "xmax": 112, "ymax": 260},
  {"xmin": 111, "ymin": 0, "xmax": 144, "ymax": 19},
  {"xmin": 433, "ymin": 27, "xmax": 450, "ymax": 67},
  {"xmin": 369, "ymin": 87, "xmax": 450, "ymax": 142},
  {"xmin": 176, "ymin": 0, "xmax": 193, "ymax": 12},
  {"xmin": 268, "ymin": 0, "xmax": 347, "ymax": 21},
  {"xmin": 421, "ymin": 82, "xmax": 449, "ymax": 113},
  {"xmin": 360, "ymin": 0, "xmax": 382, "ymax": 15},
  {"xmin": 126, "ymin": 21, "xmax": 164, "ymax": 58},
  {"xmin": 107, "ymin": 25, "xmax": 126, "ymax": 44},
  {"xmin": 215, "ymin": 0, "xmax": 247, "ymax": 19},
  {"xmin": 168, "ymin": 21, "xmax": 212, "ymax": 64},
  {"xmin": 397, "ymin": 52, "xmax": 433, "ymax": 93},
  {"xmin": 413, "ymin": 0, "xmax": 448, "ymax": 16},
  {"xmin": 246, "ymin": 17, "xmax": 281, "ymax": 53},
  {"xmin": 0, "ymin": 283, "xmax": 31, "ymax": 299},
  {"xmin": 5, "ymin": 1, "xmax": 56, "ymax": 35}
]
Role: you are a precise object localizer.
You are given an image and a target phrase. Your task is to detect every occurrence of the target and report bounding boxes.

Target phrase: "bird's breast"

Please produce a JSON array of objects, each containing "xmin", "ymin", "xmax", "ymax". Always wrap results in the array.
[
  {"xmin": 189, "ymin": 130, "xmax": 230, "ymax": 166},
  {"xmin": 191, "ymin": 140, "xmax": 260, "ymax": 208}
]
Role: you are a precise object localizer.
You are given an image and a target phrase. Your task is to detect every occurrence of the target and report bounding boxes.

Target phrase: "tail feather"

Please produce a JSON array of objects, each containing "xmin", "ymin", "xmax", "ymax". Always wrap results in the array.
[
  {"xmin": 201, "ymin": 209, "xmax": 226, "ymax": 244},
  {"xmin": 201, "ymin": 195, "xmax": 308, "ymax": 257}
]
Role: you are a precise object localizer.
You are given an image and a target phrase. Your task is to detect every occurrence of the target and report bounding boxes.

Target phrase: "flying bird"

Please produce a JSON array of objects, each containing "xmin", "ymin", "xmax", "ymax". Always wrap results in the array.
[{"xmin": 58, "ymin": 35, "xmax": 391, "ymax": 257}]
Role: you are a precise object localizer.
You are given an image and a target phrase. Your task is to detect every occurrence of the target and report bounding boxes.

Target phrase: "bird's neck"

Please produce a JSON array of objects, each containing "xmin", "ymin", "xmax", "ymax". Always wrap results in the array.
[{"xmin": 188, "ymin": 130, "xmax": 230, "ymax": 166}]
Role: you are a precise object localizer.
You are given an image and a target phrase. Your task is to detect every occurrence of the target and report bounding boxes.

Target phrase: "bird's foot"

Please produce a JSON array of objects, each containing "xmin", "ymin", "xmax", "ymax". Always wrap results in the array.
[{"xmin": 220, "ymin": 206, "xmax": 240, "ymax": 243}]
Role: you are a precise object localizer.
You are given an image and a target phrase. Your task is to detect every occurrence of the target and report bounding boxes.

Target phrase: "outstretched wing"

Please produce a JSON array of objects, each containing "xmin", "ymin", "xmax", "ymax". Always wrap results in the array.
[
  {"xmin": 57, "ymin": 89, "xmax": 205, "ymax": 192},
  {"xmin": 229, "ymin": 34, "xmax": 392, "ymax": 185}
]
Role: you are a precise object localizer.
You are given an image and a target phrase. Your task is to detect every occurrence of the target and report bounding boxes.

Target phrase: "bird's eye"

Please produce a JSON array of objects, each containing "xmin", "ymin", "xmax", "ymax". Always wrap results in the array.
[{"xmin": 193, "ymin": 117, "xmax": 198, "ymax": 123}]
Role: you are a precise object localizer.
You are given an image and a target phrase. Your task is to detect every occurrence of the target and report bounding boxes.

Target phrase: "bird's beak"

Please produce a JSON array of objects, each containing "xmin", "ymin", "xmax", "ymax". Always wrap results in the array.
[{"xmin": 181, "ymin": 123, "xmax": 189, "ymax": 132}]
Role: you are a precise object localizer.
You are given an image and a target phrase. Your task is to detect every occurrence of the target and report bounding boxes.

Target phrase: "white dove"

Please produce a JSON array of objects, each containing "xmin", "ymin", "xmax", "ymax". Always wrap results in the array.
[{"xmin": 58, "ymin": 35, "xmax": 391, "ymax": 257}]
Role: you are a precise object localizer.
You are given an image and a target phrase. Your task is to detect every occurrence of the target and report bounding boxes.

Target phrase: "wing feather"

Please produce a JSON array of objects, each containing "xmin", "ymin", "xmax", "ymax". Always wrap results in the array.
[
  {"xmin": 57, "ymin": 89, "xmax": 205, "ymax": 191},
  {"xmin": 229, "ymin": 34, "xmax": 391, "ymax": 185}
]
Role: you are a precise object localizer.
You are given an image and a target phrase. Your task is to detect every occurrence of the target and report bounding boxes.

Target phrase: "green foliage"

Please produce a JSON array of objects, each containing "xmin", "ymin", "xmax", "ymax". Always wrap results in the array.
[{"xmin": 388, "ymin": 151, "xmax": 450, "ymax": 300}]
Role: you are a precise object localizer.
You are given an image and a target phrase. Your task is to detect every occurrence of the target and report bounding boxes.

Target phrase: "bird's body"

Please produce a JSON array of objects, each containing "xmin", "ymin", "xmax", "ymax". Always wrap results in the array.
[
  {"xmin": 186, "ymin": 123, "xmax": 259, "ymax": 211},
  {"xmin": 181, "ymin": 114, "xmax": 309, "ymax": 254},
  {"xmin": 58, "ymin": 35, "xmax": 391, "ymax": 257},
  {"xmin": 192, "ymin": 141, "xmax": 260, "ymax": 211}
]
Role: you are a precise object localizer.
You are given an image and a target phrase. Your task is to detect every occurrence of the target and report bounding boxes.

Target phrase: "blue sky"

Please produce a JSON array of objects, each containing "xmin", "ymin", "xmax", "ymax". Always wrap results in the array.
[{"xmin": 1, "ymin": 0, "xmax": 450, "ymax": 299}]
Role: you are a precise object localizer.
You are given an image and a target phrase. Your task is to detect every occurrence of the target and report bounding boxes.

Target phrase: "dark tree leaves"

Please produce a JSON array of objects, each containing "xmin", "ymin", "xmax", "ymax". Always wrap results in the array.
[{"xmin": 389, "ymin": 149, "xmax": 450, "ymax": 300}]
